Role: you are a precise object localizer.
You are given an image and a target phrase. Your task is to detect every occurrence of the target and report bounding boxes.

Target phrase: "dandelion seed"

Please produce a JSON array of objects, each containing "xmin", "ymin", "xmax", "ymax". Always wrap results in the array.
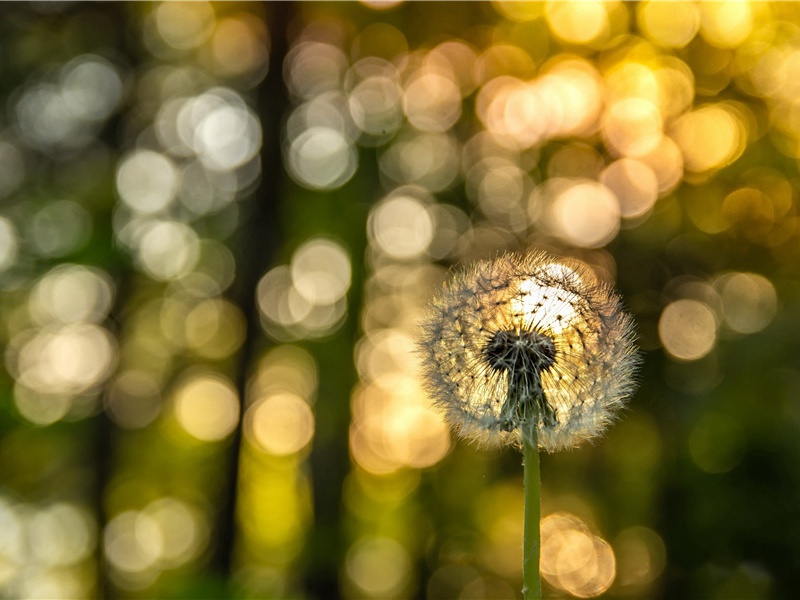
[{"xmin": 417, "ymin": 249, "xmax": 640, "ymax": 452}]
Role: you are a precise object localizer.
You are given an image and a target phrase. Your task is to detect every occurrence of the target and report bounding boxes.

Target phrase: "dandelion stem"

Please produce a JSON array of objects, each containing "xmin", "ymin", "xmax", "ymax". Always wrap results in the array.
[{"xmin": 523, "ymin": 427, "xmax": 542, "ymax": 600}]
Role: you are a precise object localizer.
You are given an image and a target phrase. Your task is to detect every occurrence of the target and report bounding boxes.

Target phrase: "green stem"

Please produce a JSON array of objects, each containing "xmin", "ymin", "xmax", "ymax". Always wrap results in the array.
[{"xmin": 523, "ymin": 430, "xmax": 542, "ymax": 600}]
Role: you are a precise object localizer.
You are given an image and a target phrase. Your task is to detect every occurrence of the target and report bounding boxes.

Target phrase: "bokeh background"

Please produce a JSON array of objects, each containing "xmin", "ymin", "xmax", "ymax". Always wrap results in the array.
[{"xmin": 0, "ymin": 1, "xmax": 799, "ymax": 598}]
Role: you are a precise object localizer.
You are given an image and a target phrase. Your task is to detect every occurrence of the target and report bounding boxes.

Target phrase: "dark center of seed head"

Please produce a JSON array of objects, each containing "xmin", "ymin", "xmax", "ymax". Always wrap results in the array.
[{"xmin": 483, "ymin": 329, "xmax": 556, "ymax": 375}]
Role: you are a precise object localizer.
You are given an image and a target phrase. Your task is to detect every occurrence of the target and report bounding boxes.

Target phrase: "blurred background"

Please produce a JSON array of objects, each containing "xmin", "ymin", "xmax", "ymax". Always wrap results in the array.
[{"xmin": 0, "ymin": 1, "xmax": 799, "ymax": 598}]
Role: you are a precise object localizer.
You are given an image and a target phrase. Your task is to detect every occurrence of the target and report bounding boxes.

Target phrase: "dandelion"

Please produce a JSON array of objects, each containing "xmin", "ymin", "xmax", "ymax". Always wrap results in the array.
[{"xmin": 417, "ymin": 249, "xmax": 640, "ymax": 599}]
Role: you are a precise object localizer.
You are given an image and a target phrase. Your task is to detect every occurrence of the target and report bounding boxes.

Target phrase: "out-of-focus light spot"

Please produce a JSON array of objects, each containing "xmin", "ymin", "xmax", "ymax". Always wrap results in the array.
[
  {"xmin": 659, "ymin": 299, "xmax": 717, "ymax": 361},
  {"xmin": 60, "ymin": 56, "xmax": 123, "ymax": 122},
  {"xmin": 699, "ymin": 1, "xmax": 753, "ymax": 48},
  {"xmin": 28, "ymin": 503, "xmax": 95, "ymax": 567},
  {"xmin": 0, "ymin": 217, "xmax": 18, "ymax": 273},
  {"xmin": 252, "ymin": 345, "xmax": 318, "ymax": 401},
  {"xmin": 13, "ymin": 385, "xmax": 71, "ymax": 426},
  {"xmin": 104, "ymin": 511, "xmax": 160, "ymax": 587},
  {"xmin": 355, "ymin": 328, "xmax": 419, "ymax": 383},
  {"xmin": 10, "ymin": 324, "xmax": 117, "ymax": 396},
  {"xmin": 637, "ymin": 2, "xmax": 700, "ymax": 48},
  {"xmin": 428, "ymin": 203, "xmax": 469, "ymax": 260},
  {"xmin": 600, "ymin": 159, "xmax": 659, "ymax": 219},
  {"xmin": 141, "ymin": 498, "xmax": 204, "ymax": 568},
  {"xmin": 602, "ymin": 98, "xmax": 663, "ymax": 158},
  {"xmin": 614, "ymin": 526, "xmax": 666, "ymax": 588},
  {"xmin": 104, "ymin": 498, "xmax": 205, "ymax": 588},
  {"xmin": 477, "ymin": 62, "xmax": 603, "ymax": 150},
  {"xmin": 16, "ymin": 85, "xmax": 79, "ymax": 149},
  {"xmin": 185, "ymin": 298, "xmax": 245, "ymax": 359},
  {"xmin": 476, "ymin": 44, "xmax": 536, "ymax": 84},
  {"xmin": 428, "ymin": 40, "xmax": 479, "ymax": 96},
  {"xmin": 286, "ymin": 41, "xmax": 348, "ymax": 99},
  {"xmin": 258, "ymin": 266, "xmax": 313, "ymax": 328},
  {"xmin": 291, "ymin": 238, "xmax": 352, "ymax": 304},
  {"xmin": 211, "ymin": 15, "xmax": 269, "ymax": 80},
  {"xmin": 177, "ymin": 89, "xmax": 262, "ymax": 171},
  {"xmin": 29, "ymin": 264, "xmax": 114, "ymax": 326},
  {"xmin": 0, "ymin": 498, "xmax": 24, "ymax": 585},
  {"xmin": 105, "ymin": 370, "xmax": 162, "ymax": 429},
  {"xmin": 0, "ymin": 140, "xmax": 25, "ymax": 199},
  {"xmin": 688, "ymin": 412, "xmax": 746, "ymax": 473},
  {"xmin": 345, "ymin": 537, "xmax": 411, "ymax": 598},
  {"xmin": 671, "ymin": 105, "xmax": 745, "ymax": 173},
  {"xmin": 493, "ymin": 1, "xmax": 544, "ymax": 22},
  {"xmin": 173, "ymin": 372, "xmax": 240, "ymax": 442},
  {"xmin": 720, "ymin": 186, "xmax": 788, "ymax": 245},
  {"xmin": 716, "ymin": 272, "xmax": 777, "ymax": 334},
  {"xmin": 403, "ymin": 70, "xmax": 462, "ymax": 133},
  {"xmin": 116, "ymin": 150, "xmax": 179, "ymax": 215},
  {"xmin": 350, "ymin": 374, "xmax": 451, "ymax": 475},
  {"xmin": 552, "ymin": 181, "xmax": 620, "ymax": 248},
  {"xmin": 287, "ymin": 126, "xmax": 357, "ymax": 190},
  {"xmin": 369, "ymin": 192, "xmax": 434, "ymax": 260},
  {"xmin": 359, "ymin": 0, "xmax": 404, "ymax": 9},
  {"xmin": 155, "ymin": 1, "xmax": 215, "ymax": 51},
  {"xmin": 604, "ymin": 62, "xmax": 660, "ymax": 111},
  {"xmin": 286, "ymin": 96, "xmax": 354, "ymax": 142},
  {"xmin": 178, "ymin": 161, "xmax": 237, "ymax": 216},
  {"xmin": 347, "ymin": 62, "xmax": 404, "ymax": 139},
  {"xmin": 379, "ymin": 131, "xmax": 460, "ymax": 192},
  {"xmin": 247, "ymin": 392, "xmax": 315, "ymax": 456},
  {"xmin": 198, "ymin": 97, "xmax": 261, "ymax": 171},
  {"xmin": 15, "ymin": 55, "xmax": 122, "ymax": 151},
  {"xmin": 639, "ymin": 135, "xmax": 684, "ymax": 195},
  {"xmin": 541, "ymin": 512, "xmax": 616, "ymax": 598},
  {"xmin": 545, "ymin": 1, "xmax": 609, "ymax": 45},
  {"xmin": 539, "ymin": 60, "xmax": 604, "ymax": 138},
  {"xmin": 136, "ymin": 220, "xmax": 200, "ymax": 281},
  {"xmin": 28, "ymin": 200, "xmax": 91, "ymax": 258}
]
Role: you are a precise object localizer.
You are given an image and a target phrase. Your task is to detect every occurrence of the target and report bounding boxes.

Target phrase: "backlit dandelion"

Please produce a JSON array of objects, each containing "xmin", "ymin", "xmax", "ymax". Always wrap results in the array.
[
  {"xmin": 417, "ymin": 249, "xmax": 641, "ymax": 600},
  {"xmin": 418, "ymin": 249, "xmax": 640, "ymax": 452}
]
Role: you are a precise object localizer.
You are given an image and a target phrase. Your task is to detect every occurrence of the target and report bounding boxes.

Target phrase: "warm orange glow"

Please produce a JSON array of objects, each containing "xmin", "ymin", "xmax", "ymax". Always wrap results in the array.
[{"xmin": 541, "ymin": 512, "xmax": 616, "ymax": 597}]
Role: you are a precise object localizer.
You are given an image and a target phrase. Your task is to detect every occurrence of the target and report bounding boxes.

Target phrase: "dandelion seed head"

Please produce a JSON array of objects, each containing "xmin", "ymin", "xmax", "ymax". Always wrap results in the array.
[{"xmin": 417, "ymin": 249, "xmax": 640, "ymax": 452}]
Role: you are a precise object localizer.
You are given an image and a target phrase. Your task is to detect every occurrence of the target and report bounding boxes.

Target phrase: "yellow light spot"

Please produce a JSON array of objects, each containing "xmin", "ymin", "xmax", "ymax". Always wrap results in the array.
[
  {"xmin": 210, "ymin": 15, "xmax": 269, "ymax": 79},
  {"xmin": 602, "ymin": 98, "xmax": 663, "ymax": 158},
  {"xmin": 552, "ymin": 181, "xmax": 620, "ymax": 248},
  {"xmin": 600, "ymin": 159, "xmax": 659, "ymax": 219},
  {"xmin": 637, "ymin": 2, "xmax": 700, "ymax": 48},
  {"xmin": 345, "ymin": 537, "xmax": 411, "ymax": 598},
  {"xmin": 173, "ymin": 372, "xmax": 239, "ymax": 442},
  {"xmin": 154, "ymin": 1, "xmax": 215, "ymax": 51},
  {"xmin": 247, "ymin": 393, "xmax": 315, "ymax": 456},
  {"xmin": 541, "ymin": 512, "xmax": 616, "ymax": 598},
  {"xmin": 658, "ymin": 299, "xmax": 717, "ymax": 361},
  {"xmin": 545, "ymin": 1, "xmax": 609, "ymax": 45},
  {"xmin": 185, "ymin": 299, "xmax": 245, "ymax": 360},
  {"xmin": 614, "ymin": 526, "xmax": 667, "ymax": 588},
  {"xmin": 671, "ymin": 105, "xmax": 745, "ymax": 173},
  {"xmin": 699, "ymin": 0, "xmax": 753, "ymax": 49}
]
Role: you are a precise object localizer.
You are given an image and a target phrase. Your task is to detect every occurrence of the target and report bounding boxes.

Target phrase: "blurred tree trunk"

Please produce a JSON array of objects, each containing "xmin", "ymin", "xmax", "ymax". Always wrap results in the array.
[{"xmin": 212, "ymin": 0, "xmax": 295, "ymax": 579}]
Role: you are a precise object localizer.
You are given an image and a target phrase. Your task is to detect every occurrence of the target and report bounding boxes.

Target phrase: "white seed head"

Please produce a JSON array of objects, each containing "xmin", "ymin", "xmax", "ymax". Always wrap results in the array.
[{"xmin": 417, "ymin": 249, "xmax": 640, "ymax": 452}]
